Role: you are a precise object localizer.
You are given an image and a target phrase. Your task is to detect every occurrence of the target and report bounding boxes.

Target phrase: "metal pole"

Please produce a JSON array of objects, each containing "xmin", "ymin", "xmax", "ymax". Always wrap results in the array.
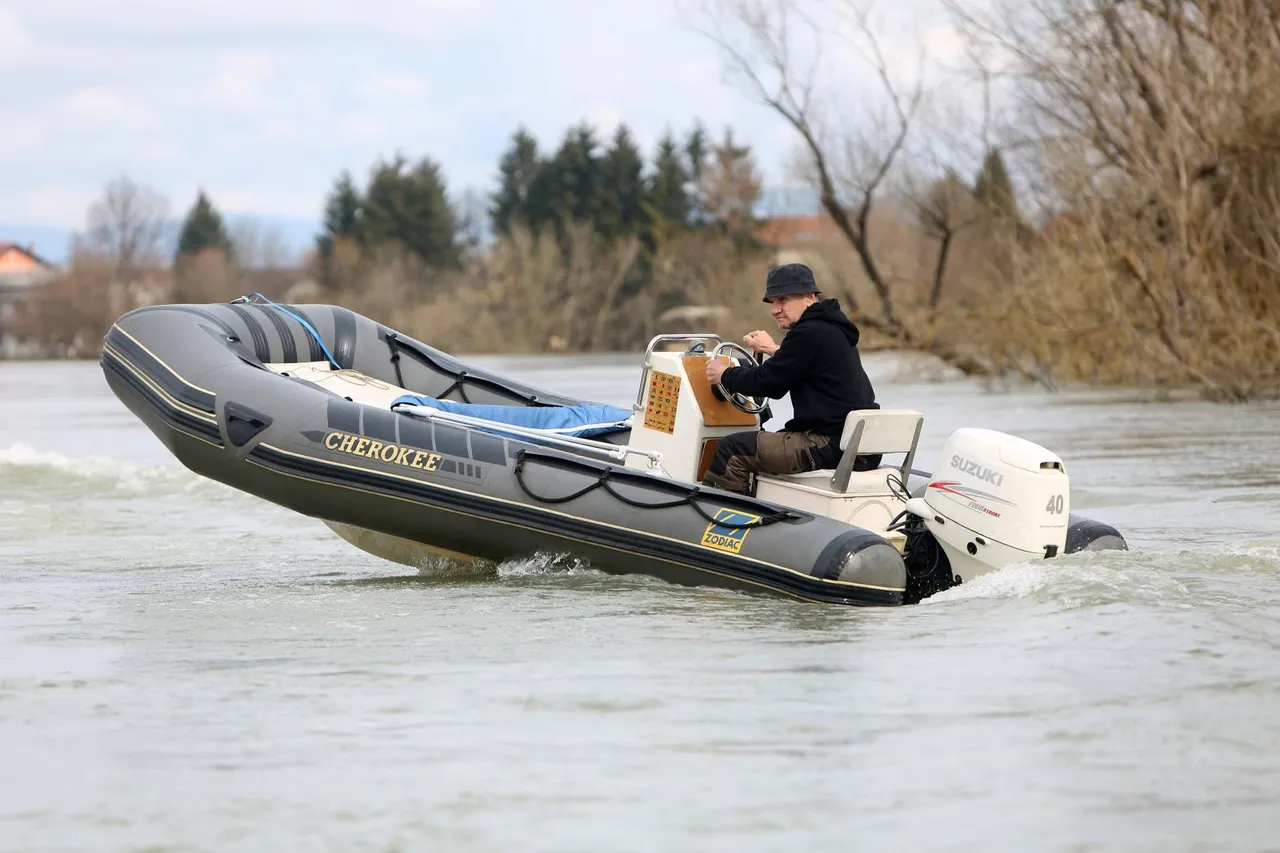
[
  {"xmin": 633, "ymin": 333, "xmax": 721, "ymax": 411},
  {"xmin": 394, "ymin": 404, "xmax": 664, "ymax": 467}
]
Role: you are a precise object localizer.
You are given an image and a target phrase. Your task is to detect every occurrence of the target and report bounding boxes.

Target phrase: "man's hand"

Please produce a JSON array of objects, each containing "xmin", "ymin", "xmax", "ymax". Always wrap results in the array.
[
  {"xmin": 743, "ymin": 330, "xmax": 779, "ymax": 356},
  {"xmin": 705, "ymin": 357, "xmax": 731, "ymax": 385}
]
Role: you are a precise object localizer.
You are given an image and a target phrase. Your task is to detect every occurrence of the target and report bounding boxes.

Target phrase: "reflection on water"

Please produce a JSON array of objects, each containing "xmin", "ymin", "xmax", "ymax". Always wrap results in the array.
[{"xmin": 1, "ymin": 356, "xmax": 1279, "ymax": 851}]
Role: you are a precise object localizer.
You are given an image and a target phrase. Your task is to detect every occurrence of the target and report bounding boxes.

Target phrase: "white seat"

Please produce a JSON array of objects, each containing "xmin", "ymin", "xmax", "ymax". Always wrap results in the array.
[
  {"xmin": 773, "ymin": 466, "xmax": 897, "ymax": 493},
  {"xmin": 784, "ymin": 468, "xmax": 839, "ymax": 480},
  {"xmin": 766, "ymin": 408, "xmax": 924, "ymax": 494},
  {"xmin": 838, "ymin": 408, "xmax": 925, "ymax": 453}
]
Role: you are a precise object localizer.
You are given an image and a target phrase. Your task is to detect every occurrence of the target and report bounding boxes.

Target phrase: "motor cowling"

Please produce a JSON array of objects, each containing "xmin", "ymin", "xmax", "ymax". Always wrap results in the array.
[{"xmin": 903, "ymin": 428, "xmax": 1071, "ymax": 583}]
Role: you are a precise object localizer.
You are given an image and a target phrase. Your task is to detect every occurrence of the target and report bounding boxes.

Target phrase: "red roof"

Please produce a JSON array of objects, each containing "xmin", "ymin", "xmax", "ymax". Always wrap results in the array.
[
  {"xmin": 756, "ymin": 214, "xmax": 844, "ymax": 248},
  {"xmin": 0, "ymin": 242, "xmax": 54, "ymax": 267}
]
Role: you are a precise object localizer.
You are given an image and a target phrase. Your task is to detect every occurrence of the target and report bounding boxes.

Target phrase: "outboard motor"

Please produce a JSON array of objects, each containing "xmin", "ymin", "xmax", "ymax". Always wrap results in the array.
[
  {"xmin": 897, "ymin": 427, "xmax": 1129, "ymax": 604},
  {"xmin": 898, "ymin": 428, "xmax": 1071, "ymax": 601}
]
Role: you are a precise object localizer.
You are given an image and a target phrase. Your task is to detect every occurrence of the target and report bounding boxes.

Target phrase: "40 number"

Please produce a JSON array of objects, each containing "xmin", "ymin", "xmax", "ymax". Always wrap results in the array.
[{"xmin": 1045, "ymin": 494, "xmax": 1065, "ymax": 514}]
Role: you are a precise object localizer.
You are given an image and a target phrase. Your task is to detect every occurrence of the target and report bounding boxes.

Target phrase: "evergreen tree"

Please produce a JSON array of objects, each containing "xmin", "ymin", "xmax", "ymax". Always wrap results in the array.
[
  {"xmin": 974, "ymin": 148, "xmax": 1017, "ymax": 221},
  {"xmin": 359, "ymin": 154, "xmax": 460, "ymax": 268},
  {"xmin": 558, "ymin": 122, "xmax": 606, "ymax": 227},
  {"xmin": 490, "ymin": 127, "xmax": 543, "ymax": 236},
  {"xmin": 547, "ymin": 122, "xmax": 605, "ymax": 229},
  {"xmin": 525, "ymin": 156, "xmax": 561, "ymax": 234},
  {"xmin": 316, "ymin": 170, "xmax": 362, "ymax": 260},
  {"xmin": 597, "ymin": 123, "xmax": 648, "ymax": 240},
  {"xmin": 647, "ymin": 132, "xmax": 691, "ymax": 229},
  {"xmin": 973, "ymin": 148, "xmax": 1018, "ymax": 279},
  {"xmin": 174, "ymin": 190, "xmax": 232, "ymax": 264}
]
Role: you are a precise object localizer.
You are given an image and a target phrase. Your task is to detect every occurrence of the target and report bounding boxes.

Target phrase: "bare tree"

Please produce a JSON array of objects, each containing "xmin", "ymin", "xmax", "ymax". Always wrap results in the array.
[
  {"xmin": 82, "ymin": 176, "xmax": 171, "ymax": 278},
  {"xmin": 452, "ymin": 186, "xmax": 492, "ymax": 258},
  {"xmin": 949, "ymin": 0, "xmax": 1280, "ymax": 399},
  {"xmin": 690, "ymin": 0, "xmax": 1025, "ymax": 383},
  {"xmin": 902, "ymin": 166, "xmax": 981, "ymax": 308},
  {"xmin": 894, "ymin": 60, "xmax": 998, "ymax": 311},
  {"xmin": 692, "ymin": 0, "xmax": 927, "ymax": 334},
  {"xmin": 227, "ymin": 216, "xmax": 291, "ymax": 269}
]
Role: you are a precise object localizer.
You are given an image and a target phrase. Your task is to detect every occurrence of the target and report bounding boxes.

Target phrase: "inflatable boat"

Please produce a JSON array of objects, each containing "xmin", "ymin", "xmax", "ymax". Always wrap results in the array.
[{"xmin": 99, "ymin": 295, "xmax": 1127, "ymax": 606}]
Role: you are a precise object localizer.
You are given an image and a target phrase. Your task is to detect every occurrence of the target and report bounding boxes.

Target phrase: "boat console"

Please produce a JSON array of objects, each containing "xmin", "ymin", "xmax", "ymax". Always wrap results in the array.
[
  {"xmin": 622, "ymin": 334, "xmax": 762, "ymax": 483},
  {"xmin": 624, "ymin": 334, "xmax": 923, "ymax": 550}
]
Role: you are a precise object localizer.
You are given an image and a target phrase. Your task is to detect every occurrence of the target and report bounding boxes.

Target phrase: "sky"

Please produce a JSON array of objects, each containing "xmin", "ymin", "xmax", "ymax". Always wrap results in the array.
[{"xmin": 0, "ymin": 0, "xmax": 972, "ymax": 261}]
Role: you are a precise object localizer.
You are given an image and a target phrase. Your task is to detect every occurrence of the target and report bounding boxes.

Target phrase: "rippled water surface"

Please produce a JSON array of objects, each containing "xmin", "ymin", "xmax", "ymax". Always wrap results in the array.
[{"xmin": 2, "ymin": 355, "xmax": 1279, "ymax": 852}]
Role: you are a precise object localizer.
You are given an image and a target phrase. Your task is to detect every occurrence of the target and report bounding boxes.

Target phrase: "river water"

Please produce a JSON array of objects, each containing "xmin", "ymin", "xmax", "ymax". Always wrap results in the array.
[{"xmin": 2, "ymin": 355, "xmax": 1278, "ymax": 852}]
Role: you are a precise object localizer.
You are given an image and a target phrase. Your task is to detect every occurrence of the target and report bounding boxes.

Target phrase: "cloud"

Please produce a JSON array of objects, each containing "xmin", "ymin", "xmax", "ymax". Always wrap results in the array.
[
  {"xmin": 1, "ymin": 0, "xmax": 917, "ymax": 229},
  {"xmin": 924, "ymin": 24, "xmax": 968, "ymax": 63},
  {"xmin": 9, "ymin": 187, "xmax": 97, "ymax": 227},
  {"xmin": 0, "ymin": 7, "xmax": 29, "ymax": 52},
  {"xmin": 12, "ymin": 0, "xmax": 490, "ymax": 48},
  {"xmin": 358, "ymin": 73, "xmax": 431, "ymax": 101},
  {"xmin": 210, "ymin": 52, "xmax": 275, "ymax": 111},
  {"xmin": 60, "ymin": 87, "xmax": 154, "ymax": 127},
  {"xmin": 0, "ymin": 115, "xmax": 47, "ymax": 161}
]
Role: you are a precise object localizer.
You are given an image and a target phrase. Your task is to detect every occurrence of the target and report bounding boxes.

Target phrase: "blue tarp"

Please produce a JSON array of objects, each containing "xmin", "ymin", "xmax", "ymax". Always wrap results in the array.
[{"xmin": 390, "ymin": 394, "xmax": 633, "ymax": 438}]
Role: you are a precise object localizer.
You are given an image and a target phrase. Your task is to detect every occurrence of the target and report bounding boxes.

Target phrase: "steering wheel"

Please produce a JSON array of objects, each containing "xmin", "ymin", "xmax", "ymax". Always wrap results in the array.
[{"xmin": 710, "ymin": 342, "xmax": 768, "ymax": 414}]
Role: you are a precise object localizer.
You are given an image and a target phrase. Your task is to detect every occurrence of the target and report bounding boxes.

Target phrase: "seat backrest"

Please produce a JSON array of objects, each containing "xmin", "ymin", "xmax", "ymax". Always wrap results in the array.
[{"xmin": 839, "ymin": 409, "xmax": 924, "ymax": 454}]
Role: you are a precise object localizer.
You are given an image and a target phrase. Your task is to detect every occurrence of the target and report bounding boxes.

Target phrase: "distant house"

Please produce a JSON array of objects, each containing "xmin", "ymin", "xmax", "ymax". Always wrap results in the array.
[
  {"xmin": 0, "ymin": 242, "xmax": 58, "ymax": 357},
  {"xmin": 757, "ymin": 213, "xmax": 846, "ymax": 263},
  {"xmin": 0, "ymin": 241, "xmax": 56, "ymax": 296},
  {"xmin": 754, "ymin": 205, "xmax": 934, "ymax": 316}
]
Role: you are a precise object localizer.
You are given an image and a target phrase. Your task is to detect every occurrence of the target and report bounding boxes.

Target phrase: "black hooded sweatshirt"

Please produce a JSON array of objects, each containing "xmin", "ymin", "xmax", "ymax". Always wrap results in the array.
[{"xmin": 720, "ymin": 298, "xmax": 877, "ymax": 438}]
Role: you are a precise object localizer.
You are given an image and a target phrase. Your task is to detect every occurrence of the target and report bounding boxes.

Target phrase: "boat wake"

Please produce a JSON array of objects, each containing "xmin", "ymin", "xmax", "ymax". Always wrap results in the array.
[
  {"xmin": 497, "ymin": 552, "xmax": 603, "ymax": 579},
  {"xmin": 923, "ymin": 541, "xmax": 1280, "ymax": 610},
  {"xmin": 420, "ymin": 540, "xmax": 1280, "ymax": 611},
  {"xmin": 410, "ymin": 551, "xmax": 613, "ymax": 583},
  {"xmin": 0, "ymin": 442, "xmax": 226, "ymax": 499}
]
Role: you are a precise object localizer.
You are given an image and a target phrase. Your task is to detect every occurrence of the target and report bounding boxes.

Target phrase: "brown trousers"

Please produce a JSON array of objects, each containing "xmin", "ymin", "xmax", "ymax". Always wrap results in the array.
[{"xmin": 702, "ymin": 429, "xmax": 879, "ymax": 495}]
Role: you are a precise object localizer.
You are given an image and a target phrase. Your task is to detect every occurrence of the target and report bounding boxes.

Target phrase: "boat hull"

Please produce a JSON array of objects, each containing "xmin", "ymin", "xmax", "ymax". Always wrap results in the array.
[{"xmin": 100, "ymin": 302, "xmax": 908, "ymax": 606}]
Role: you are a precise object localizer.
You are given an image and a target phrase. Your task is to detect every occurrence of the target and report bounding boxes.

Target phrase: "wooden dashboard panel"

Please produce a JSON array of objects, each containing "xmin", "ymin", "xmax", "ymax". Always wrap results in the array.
[{"xmin": 681, "ymin": 355, "xmax": 759, "ymax": 428}]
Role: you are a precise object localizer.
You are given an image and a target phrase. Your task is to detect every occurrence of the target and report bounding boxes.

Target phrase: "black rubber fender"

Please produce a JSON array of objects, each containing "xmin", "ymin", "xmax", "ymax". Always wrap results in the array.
[{"xmin": 1065, "ymin": 513, "xmax": 1128, "ymax": 553}]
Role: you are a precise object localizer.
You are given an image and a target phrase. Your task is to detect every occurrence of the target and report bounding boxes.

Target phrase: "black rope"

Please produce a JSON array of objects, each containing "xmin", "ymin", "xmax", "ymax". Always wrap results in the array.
[
  {"xmin": 438, "ymin": 371, "xmax": 472, "ymax": 404},
  {"xmin": 512, "ymin": 451, "xmax": 800, "ymax": 529},
  {"xmin": 385, "ymin": 333, "xmax": 406, "ymax": 388},
  {"xmin": 386, "ymin": 334, "xmax": 563, "ymax": 406},
  {"xmin": 887, "ymin": 471, "xmax": 912, "ymax": 504},
  {"xmin": 884, "ymin": 471, "xmax": 916, "ymax": 532}
]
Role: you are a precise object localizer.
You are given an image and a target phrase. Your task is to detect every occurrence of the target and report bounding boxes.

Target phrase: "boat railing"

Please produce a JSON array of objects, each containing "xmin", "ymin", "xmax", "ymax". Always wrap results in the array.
[
  {"xmin": 632, "ymin": 333, "xmax": 722, "ymax": 412},
  {"xmin": 394, "ymin": 403, "xmax": 666, "ymax": 470}
]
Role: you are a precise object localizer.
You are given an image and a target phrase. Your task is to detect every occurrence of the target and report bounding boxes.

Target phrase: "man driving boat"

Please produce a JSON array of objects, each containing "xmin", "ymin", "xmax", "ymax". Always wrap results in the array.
[{"xmin": 702, "ymin": 262, "xmax": 880, "ymax": 495}]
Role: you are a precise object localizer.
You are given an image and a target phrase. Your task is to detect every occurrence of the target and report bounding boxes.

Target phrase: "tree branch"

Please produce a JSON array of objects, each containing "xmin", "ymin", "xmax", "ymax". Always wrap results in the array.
[{"xmin": 693, "ymin": 0, "xmax": 918, "ymax": 329}]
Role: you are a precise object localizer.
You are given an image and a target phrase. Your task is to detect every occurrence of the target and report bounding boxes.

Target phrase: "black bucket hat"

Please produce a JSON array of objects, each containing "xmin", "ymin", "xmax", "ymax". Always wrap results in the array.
[{"xmin": 762, "ymin": 262, "xmax": 820, "ymax": 302}]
